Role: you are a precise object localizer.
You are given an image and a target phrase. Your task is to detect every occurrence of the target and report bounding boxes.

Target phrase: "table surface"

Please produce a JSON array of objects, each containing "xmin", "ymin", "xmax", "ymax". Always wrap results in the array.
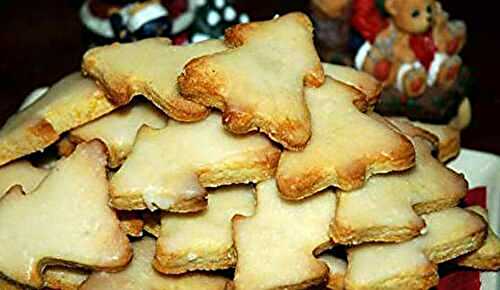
[{"xmin": 1, "ymin": 0, "xmax": 498, "ymax": 155}]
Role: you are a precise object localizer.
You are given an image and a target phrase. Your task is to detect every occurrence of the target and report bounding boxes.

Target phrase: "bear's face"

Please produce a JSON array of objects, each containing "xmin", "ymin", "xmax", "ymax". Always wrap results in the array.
[{"xmin": 385, "ymin": 0, "xmax": 435, "ymax": 34}]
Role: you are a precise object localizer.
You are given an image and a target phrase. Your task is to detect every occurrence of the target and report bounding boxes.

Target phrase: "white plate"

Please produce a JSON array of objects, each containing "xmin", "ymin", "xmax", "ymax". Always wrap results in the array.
[{"xmin": 448, "ymin": 149, "xmax": 500, "ymax": 290}]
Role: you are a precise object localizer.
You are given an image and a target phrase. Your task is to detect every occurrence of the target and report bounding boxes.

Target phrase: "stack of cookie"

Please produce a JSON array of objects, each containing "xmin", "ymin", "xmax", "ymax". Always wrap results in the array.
[{"xmin": 0, "ymin": 12, "xmax": 498, "ymax": 290}]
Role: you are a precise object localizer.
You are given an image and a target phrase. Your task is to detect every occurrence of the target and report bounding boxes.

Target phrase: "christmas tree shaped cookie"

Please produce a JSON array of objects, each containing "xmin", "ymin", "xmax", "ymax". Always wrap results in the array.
[
  {"xmin": 179, "ymin": 13, "xmax": 324, "ymax": 150},
  {"xmin": 277, "ymin": 78, "xmax": 414, "ymax": 200},
  {"xmin": 83, "ymin": 38, "xmax": 226, "ymax": 121},
  {"xmin": 0, "ymin": 141, "xmax": 132, "ymax": 288},
  {"xmin": 110, "ymin": 113, "xmax": 279, "ymax": 211}
]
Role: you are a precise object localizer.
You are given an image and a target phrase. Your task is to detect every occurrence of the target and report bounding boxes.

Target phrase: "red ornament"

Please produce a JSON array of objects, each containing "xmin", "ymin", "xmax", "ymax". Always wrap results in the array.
[{"xmin": 351, "ymin": 0, "xmax": 389, "ymax": 43}]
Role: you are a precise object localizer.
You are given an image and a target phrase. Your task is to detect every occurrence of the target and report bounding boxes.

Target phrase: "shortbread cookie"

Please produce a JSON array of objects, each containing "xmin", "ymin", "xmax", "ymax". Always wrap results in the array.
[
  {"xmin": 233, "ymin": 179, "xmax": 336, "ymax": 290},
  {"xmin": 0, "ymin": 160, "xmax": 48, "ymax": 198},
  {"xmin": 0, "ymin": 141, "xmax": 132, "ymax": 288},
  {"xmin": 332, "ymin": 135, "xmax": 467, "ymax": 245},
  {"xmin": 319, "ymin": 254, "xmax": 347, "ymax": 290},
  {"xmin": 0, "ymin": 72, "xmax": 116, "ymax": 166},
  {"xmin": 387, "ymin": 117, "xmax": 460, "ymax": 163},
  {"xmin": 378, "ymin": 116, "xmax": 438, "ymax": 147},
  {"xmin": 68, "ymin": 101, "xmax": 168, "ymax": 168},
  {"xmin": 0, "ymin": 278, "xmax": 22, "ymax": 290},
  {"xmin": 118, "ymin": 211, "xmax": 144, "ymax": 237},
  {"xmin": 179, "ymin": 13, "xmax": 324, "ymax": 150},
  {"xmin": 456, "ymin": 206, "xmax": 500, "ymax": 270},
  {"xmin": 154, "ymin": 186, "xmax": 255, "ymax": 274},
  {"xmin": 345, "ymin": 207, "xmax": 486, "ymax": 290},
  {"xmin": 0, "ymin": 162, "xmax": 89, "ymax": 289},
  {"xmin": 57, "ymin": 136, "xmax": 77, "ymax": 158},
  {"xmin": 322, "ymin": 63, "xmax": 382, "ymax": 108},
  {"xmin": 43, "ymin": 267, "xmax": 89, "ymax": 290},
  {"xmin": 80, "ymin": 237, "xmax": 230, "ymax": 290},
  {"xmin": 83, "ymin": 38, "xmax": 226, "ymax": 121},
  {"xmin": 143, "ymin": 211, "xmax": 161, "ymax": 238},
  {"xmin": 110, "ymin": 113, "xmax": 280, "ymax": 211},
  {"xmin": 0, "ymin": 268, "xmax": 88, "ymax": 290},
  {"xmin": 411, "ymin": 121, "xmax": 460, "ymax": 163},
  {"xmin": 276, "ymin": 78, "xmax": 414, "ymax": 200}
]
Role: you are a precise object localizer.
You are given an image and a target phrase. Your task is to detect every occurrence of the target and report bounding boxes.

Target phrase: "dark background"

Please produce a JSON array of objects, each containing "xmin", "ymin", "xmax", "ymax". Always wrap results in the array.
[{"xmin": 1, "ymin": 0, "xmax": 498, "ymax": 154}]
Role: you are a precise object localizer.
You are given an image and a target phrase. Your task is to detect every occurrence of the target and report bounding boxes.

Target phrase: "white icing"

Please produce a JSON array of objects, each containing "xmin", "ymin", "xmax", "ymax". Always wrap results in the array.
[
  {"xmin": 354, "ymin": 41, "xmax": 372, "ymax": 70},
  {"xmin": 143, "ymin": 191, "xmax": 174, "ymax": 211},
  {"xmin": 19, "ymin": 87, "xmax": 49, "ymax": 111},
  {"xmin": 187, "ymin": 253, "xmax": 198, "ymax": 261},
  {"xmin": 427, "ymin": 52, "xmax": 449, "ymax": 86}
]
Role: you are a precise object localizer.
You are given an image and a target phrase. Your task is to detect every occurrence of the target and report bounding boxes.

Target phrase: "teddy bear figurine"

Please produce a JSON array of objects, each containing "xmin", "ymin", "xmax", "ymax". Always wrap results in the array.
[
  {"xmin": 309, "ymin": 0, "xmax": 472, "ymax": 128},
  {"xmin": 351, "ymin": 0, "xmax": 466, "ymax": 97}
]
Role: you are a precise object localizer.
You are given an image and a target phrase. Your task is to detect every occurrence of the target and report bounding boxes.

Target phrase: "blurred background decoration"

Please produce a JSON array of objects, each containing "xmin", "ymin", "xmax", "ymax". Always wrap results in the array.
[
  {"xmin": 78, "ymin": 0, "xmax": 251, "ymax": 46},
  {"xmin": 0, "ymin": 0, "xmax": 498, "ymax": 154}
]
